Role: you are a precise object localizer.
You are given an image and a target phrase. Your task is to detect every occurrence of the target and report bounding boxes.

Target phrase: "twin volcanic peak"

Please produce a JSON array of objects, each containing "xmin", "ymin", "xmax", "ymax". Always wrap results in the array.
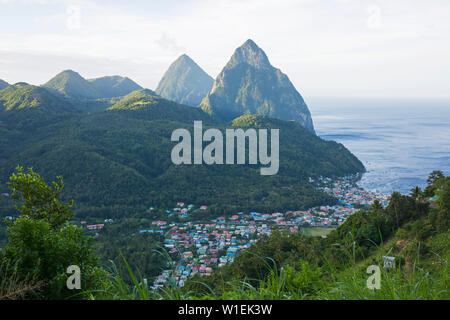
[
  {"xmin": 9, "ymin": 39, "xmax": 314, "ymax": 133},
  {"xmin": 199, "ymin": 39, "xmax": 315, "ymax": 133},
  {"xmin": 156, "ymin": 54, "xmax": 214, "ymax": 107},
  {"xmin": 42, "ymin": 70, "xmax": 142, "ymax": 100}
]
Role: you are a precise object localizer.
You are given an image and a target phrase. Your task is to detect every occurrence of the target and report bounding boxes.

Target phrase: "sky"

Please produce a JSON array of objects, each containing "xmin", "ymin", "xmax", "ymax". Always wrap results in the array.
[{"xmin": 0, "ymin": 0, "xmax": 449, "ymax": 99}]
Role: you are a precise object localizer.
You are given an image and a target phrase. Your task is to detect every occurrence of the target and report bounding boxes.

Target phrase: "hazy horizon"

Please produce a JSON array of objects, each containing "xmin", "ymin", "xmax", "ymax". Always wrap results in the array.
[{"xmin": 1, "ymin": 0, "xmax": 450, "ymax": 99}]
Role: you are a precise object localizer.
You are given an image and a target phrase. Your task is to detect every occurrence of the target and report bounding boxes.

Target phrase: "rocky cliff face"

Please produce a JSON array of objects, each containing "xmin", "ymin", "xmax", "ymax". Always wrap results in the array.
[{"xmin": 200, "ymin": 39, "xmax": 315, "ymax": 133}]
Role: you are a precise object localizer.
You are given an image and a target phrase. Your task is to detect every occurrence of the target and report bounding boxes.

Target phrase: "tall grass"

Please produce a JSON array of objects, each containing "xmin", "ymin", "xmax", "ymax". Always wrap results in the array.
[
  {"xmin": 90, "ymin": 254, "xmax": 196, "ymax": 300},
  {"xmin": 318, "ymin": 259, "xmax": 448, "ymax": 299},
  {"xmin": 89, "ymin": 236, "xmax": 449, "ymax": 300},
  {"xmin": 0, "ymin": 261, "xmax": 43, "ymax": 300}
]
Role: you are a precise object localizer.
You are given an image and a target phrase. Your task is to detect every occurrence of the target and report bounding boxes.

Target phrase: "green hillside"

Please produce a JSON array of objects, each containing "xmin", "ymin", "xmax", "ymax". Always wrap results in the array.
[
  {"xmin": 1, "ymin": 169, "xmax": 446, "ymax": 300},
  {"xmin": 41, "ymin": 71, "xmax": 144, "ymax": 113},
  {"xmin": 43, "ymin": 70, "xmax": 100, "ymax": 100},
  {"xmin": 107, "ymin": 89, "xmax": 214, "ymax": 122},
  {"xmin": 0, "ymin": 83, "xmax": 77, "ymax": 129},
  {"xmin": 0, "ymin": 82, "xmax": 74, "ymax": 113},
  {"xmin": 0, "ymin": 92, "xmax": 364, "ymax": 219}
]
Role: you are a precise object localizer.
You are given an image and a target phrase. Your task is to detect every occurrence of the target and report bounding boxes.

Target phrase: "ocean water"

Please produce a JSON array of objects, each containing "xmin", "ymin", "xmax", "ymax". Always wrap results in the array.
[{"xmin": 308, "ymin": 97, "xmax": 450, "ymax": 195}]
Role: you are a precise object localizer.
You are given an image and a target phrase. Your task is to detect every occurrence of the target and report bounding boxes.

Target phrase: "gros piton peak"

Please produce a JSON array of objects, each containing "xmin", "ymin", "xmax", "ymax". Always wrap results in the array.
[
  {"xmin": 0, "ymin": 82, "xmax": 75, "ymax": 114},
  {"xmin": 200, "ymin": 39, "xmax": 315, "ymax": 133}
]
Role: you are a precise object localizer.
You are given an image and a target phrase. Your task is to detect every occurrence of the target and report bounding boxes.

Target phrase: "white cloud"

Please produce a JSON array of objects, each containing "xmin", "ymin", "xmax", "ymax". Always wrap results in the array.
[
  {"xmin": 155, "ymin": 34, "xmax": 186, "ymax": 53},
  {"xmin": 0, "ymin": 0, "xmax": 449, "ymax": 97}
]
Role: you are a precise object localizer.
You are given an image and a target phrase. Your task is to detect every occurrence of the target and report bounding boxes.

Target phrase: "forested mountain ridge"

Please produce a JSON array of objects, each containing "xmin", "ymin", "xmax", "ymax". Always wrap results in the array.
[
  {"xmin": 0, "ymin": 88, "xmax": 364, "ymax": 219},
  {"xmin": 43, "ymin": 70, "xmax": 101, "ymax": 100},
  {"xmin": 0, "ymin": 82, "xmax": 78, "ymax": 129},
  {"xmin": 40, "ymin": 70, "xmax": 144, "ymax": 113},
  {"xmin": 107, "ymin": 89, "xmax": 214, "ymax": 123},
  {"xmin": 43, "ymin": 70, "xmax": 143, "ymax": 100}
]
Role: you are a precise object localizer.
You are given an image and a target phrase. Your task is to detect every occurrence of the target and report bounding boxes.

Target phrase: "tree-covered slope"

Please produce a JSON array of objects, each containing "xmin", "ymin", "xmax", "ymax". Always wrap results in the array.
[
  {"xmin": 156, "ymin": 54, "xmax": 214, "ymax": 107},
  {"xmin": 43, "ymin": 70, "xmax": 142, "ymax": 100},
  {"xmin": 200, "ymin": 39, "xmax": 315, "ymax": 133},
  {"xmin": 0, "ymin": 89, "xmax": 364, "ymax": 218},
  {"xmin": 0, "ymin": 82, "xmax": 74, "ymax": 113},
  {"xmin": 41, "ymin": 71, "xmax": 148, "ymax": 113},
  {"xmin": 231, "ymin": 115, "xmax": 363, "ymax": 176},
  {"xmin": 107, "ymin": 89, "xmax": 213, "ymax": 123},
  {"xmin": 0, "ymin": 82, "xmax": 77, "ymax": 130},
  {"xmin": 42, "ymin": 70, "xmax": 101, "ymax": 100}
]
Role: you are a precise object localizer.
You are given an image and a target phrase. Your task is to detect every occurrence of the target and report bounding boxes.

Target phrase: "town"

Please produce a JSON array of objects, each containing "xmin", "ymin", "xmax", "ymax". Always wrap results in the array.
[{"xmin": 76, "ymin": 176, "xmax": 389, "ymax": 290}]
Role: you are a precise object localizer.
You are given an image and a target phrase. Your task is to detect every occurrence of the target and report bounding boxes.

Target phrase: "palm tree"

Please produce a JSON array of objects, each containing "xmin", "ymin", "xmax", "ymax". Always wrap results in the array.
[
  {"xmin": 388, "ymin": 192, "xmax": 402, "ymax": 229},
  {"xmin": 410, "ymin": 186, "xmax": 423, "ymax": 202},
  {"xmin": 371, "ymin": 199, "xmax": 383, "ymax": 211},
  {"xmin": 427, "ymin": 170, "xmax": 444, "ymax": 186}
]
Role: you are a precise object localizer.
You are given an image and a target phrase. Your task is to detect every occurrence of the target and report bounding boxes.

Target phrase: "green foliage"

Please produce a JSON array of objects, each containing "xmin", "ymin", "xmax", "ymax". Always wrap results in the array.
[
  {"xmin": 0, "ymin": 102, "xmax": 363, "ymax": 220},
  {"xmin": 327, "ymin": 210, "xmax": 389, "ymax": 261},
  {"xmin": 7, "ymin": 166, "xmax": 73, "ymax": 229},
  {"xmin": 43, "ymin": 70, "xmax": 101, "ymax": 100},
  {"xmin": 282, "ymin": 261, "xmax": 323, "ymax": 297},
  {"xmin": 94, "ymin": 221, "xmax": 166, "ymax": 284},
  {"xmin": 410, "ymin": 186, "xmax": 423, "ymax": 201},
  {"xmin": 2, "ymin": 219, "xmax": 104, "ymax": 299},
  {"xmin": 107, "ymin": 89, "xmax": 213, "ymax": 123},
  {"xmin": 424, "ymin": 170, "xmax": 444, "ymax": 197},
  {"xmin": 0, "ymin": 83, "xmax": 77, "ymax": 130},
  {"xmin": 0, "ymin": 259, "xmax": 44, "ymax": 300},
  {"xmin": 1, "ymin": 169, "xmax": 438, "ymax": 300},
  {"xmin": 183, "ymin": 231, "xmax": 328, "ymax": 295},
  {"xmin": 317, "ymin": 262, "xmax": 448, "ymax": 300},
  {"xmin": 384, "ymin": 191, "xmax": 428, "ymax": 231},
  {"xmin": 0, "ymin": 83, "xmax": 74, "ymax": 113},
  {"xmin": 1, "ymin": 168, "xmax": 105, "ymax": 299},
  {"xmin": 43, "ymin": 70, "xmax": 143, "ymax": 101},
  {"xmin": 435, "ymin": 176, "xmax": 450, "ymax": 232}
]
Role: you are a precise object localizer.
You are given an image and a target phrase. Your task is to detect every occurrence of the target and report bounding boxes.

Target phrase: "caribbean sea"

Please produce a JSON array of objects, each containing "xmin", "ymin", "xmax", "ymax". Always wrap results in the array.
[{"xmin": 308, "ymin": 97, "xmax": 450, "ymax": 194}]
